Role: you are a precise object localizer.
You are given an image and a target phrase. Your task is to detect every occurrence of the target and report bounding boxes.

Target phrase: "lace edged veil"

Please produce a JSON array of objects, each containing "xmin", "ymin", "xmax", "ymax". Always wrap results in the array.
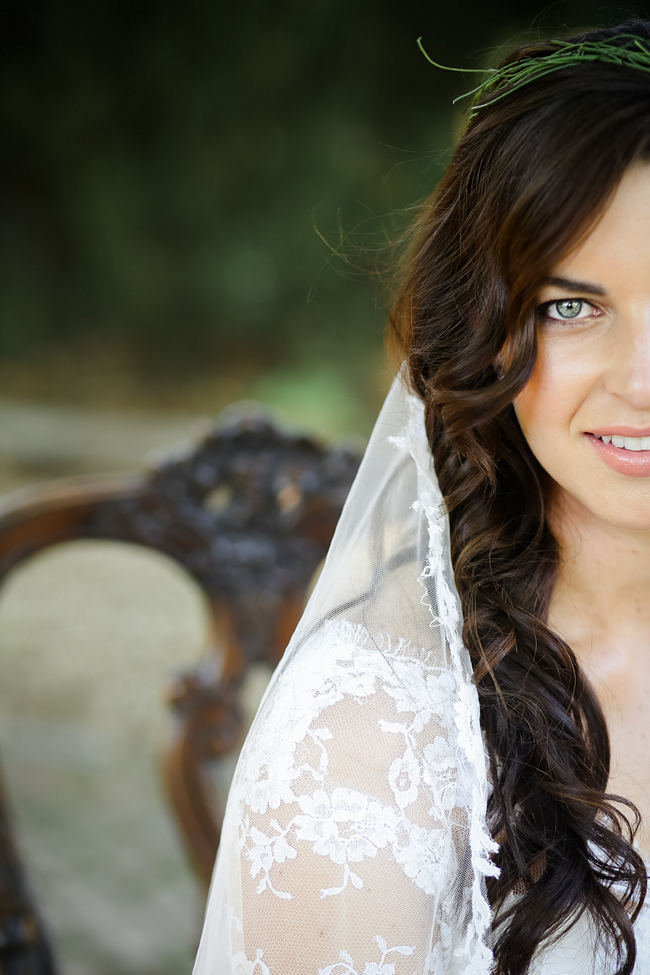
[{"xmin": 192, "ymin": 368, "xmax": 499, "ymax": 974}]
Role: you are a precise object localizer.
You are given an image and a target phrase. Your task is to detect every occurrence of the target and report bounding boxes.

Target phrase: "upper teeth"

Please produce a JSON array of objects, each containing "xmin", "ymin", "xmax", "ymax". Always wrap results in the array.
[{"xmin": 599, "ymin": 434, "xmax": 650, "ymax": 450}]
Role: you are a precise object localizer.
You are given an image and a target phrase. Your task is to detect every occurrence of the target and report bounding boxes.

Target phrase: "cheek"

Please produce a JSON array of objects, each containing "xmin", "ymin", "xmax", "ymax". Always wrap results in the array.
[
  {"xmin": 513, "ymin": 342, "xmax": 587, "ymax": 453},
  {"xmin": 513, "ymin": 358, "xmax": 557, "ymax": 447}
]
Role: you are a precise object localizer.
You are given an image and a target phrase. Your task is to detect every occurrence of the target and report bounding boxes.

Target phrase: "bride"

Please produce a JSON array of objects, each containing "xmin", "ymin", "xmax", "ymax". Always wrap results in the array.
[{"xmin": 192, "ymin": 19, "xmax": 650, "ymax": 974}]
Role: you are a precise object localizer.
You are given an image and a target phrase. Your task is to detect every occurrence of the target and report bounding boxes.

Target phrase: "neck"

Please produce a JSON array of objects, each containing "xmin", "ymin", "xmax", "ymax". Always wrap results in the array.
[{"xmin": 547, "ymin": 493, "xmax": 650, "ymax": 676}]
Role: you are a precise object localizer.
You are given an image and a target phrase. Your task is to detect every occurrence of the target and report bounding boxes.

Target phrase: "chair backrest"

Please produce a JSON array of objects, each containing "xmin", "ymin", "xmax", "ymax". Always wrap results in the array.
[{"xmin": 0, "ymin": 405, "xmax": 361, "ymax": 973}]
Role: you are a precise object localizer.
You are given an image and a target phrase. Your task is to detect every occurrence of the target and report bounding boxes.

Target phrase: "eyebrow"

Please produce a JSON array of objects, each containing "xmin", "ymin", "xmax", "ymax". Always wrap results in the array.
[{"xmin": 541, "ymin": 275, "xmax": 608, "ymax": 296}]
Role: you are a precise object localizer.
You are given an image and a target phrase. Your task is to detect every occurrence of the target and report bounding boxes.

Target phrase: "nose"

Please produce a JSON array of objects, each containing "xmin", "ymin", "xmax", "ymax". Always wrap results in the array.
[{"xmin": 604, "ymin": 301, "xmax": 650, "ymax": 408}]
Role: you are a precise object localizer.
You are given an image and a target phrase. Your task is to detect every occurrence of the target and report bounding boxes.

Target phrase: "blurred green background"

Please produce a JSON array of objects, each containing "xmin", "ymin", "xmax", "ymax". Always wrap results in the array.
[
  {"xmin": 1, "ymin": 2, "xmax": 646, "ymax": 973},
  {"xmin": 5, "ymin": 0, "xmax": 644, "ymax": 439}
]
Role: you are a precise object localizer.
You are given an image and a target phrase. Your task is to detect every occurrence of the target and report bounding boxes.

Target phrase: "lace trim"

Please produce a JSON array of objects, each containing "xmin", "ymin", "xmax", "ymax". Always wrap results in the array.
[{"xmin": 390, "ymin": 392, "xmax": 499, "ymax": 967}]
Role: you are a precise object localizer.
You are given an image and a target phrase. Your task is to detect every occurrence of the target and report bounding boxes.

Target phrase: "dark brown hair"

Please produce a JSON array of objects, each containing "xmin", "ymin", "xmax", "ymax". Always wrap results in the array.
[{"xmin": 390, "ymin": 19, "xmax": 650, "ymax": 975}]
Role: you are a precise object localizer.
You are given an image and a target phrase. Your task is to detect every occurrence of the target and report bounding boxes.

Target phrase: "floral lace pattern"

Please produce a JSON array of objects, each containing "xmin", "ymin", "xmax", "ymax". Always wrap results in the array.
[
  {"xmin": 237, "ymin": 622, "xmax": 470, "ymax": 904},
  {"xmin": 190, "ymin": 618, "xmax": 495, "ymax": 974},
  {"xmin": 232, "ymin": 935, "xmax": 415, "ymax": 975}
]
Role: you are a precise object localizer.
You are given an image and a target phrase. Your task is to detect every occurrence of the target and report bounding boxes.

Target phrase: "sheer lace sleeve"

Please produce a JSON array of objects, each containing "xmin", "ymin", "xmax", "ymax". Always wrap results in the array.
[{"xmin": 192, "ymin": 621, "xmax": 496, "ymax": 975}]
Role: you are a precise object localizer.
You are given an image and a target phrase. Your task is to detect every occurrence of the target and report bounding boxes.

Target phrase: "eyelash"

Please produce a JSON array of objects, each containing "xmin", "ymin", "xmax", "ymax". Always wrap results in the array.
[{"xmin": 535, "ymin": 298, "xmax": 602, "ymax": 325}]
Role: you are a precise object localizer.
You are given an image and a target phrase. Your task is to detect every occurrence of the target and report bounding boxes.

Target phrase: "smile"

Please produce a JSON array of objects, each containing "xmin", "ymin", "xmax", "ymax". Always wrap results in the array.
[{"xmin": 597, "ymin": 434, "xmax": 650, "ymax": 451}]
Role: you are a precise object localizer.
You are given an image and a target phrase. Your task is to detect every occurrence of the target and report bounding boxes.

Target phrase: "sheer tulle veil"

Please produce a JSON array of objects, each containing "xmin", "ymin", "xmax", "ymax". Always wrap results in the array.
[{"xmin": 191, "ymin": 368, "xmax": 500, "ymax": 973}]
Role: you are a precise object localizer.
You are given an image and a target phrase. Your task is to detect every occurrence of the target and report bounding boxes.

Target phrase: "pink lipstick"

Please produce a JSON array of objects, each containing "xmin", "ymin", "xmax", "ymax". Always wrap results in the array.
[{"xmin": 586, "ymin": 432, "xmax": 650, "ymax": 477}]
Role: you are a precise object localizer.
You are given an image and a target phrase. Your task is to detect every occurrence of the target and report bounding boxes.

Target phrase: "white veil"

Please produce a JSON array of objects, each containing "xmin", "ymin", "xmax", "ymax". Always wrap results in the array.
[{"xmin": 191, "ymin": 368, "xmax": 498, "ymax": 974}]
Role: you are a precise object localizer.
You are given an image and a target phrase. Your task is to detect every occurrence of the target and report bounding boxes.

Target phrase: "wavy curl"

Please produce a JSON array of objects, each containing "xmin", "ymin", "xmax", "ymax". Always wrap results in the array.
[{"xmin": 389, "ymin": 19, "xmax": 650, "ymax": 975}]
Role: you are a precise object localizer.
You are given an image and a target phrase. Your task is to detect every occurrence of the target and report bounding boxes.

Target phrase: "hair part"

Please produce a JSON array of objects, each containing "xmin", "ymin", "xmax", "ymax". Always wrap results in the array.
[{"xmin": 390, "ymin": 19, "xmax": 650, "ymax": 975}]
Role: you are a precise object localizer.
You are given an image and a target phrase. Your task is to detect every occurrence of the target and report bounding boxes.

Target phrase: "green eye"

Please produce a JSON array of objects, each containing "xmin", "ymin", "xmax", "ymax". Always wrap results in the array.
[
  {"xmin": 536, "ymin": 297, "xmax": 598, "ymax": 325},
  {"xmin": 554, "ymin": 299, "xmax": 583, "ymax": 319}
]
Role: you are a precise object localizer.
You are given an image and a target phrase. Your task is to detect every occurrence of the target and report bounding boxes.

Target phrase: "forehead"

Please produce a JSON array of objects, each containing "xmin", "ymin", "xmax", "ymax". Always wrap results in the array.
[{"xmin": 551, "ymin": 162, "xmax": 650, "ymax": 283}]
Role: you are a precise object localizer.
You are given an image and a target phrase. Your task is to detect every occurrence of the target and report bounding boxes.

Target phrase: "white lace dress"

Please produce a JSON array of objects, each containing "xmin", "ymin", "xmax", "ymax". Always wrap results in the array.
[{"xmin": 191, "ymin": 375, "xmax": 649, "ymax": 975}]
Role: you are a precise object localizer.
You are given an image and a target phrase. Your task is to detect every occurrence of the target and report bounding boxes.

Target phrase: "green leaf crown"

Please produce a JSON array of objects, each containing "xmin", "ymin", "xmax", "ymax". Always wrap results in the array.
[{"xmin": 418, "ymin": 33, "xmax": 650, "ymax": 119}]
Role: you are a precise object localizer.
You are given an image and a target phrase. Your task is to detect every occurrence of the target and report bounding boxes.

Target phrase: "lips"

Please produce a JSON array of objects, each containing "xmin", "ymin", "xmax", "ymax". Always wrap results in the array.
[
  {"xmin": 586, "ymin": 432, "xmax": 650, "ymax": 476},
  {"xmin": 588, "ymin": 426, "xmax": 650, "ymax": 438}
]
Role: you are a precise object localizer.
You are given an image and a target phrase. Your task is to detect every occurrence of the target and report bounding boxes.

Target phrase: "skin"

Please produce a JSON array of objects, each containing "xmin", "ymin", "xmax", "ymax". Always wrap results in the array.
[{"xmin": 513, "ymin": 161, "xmax": 650, "ymax": 860}]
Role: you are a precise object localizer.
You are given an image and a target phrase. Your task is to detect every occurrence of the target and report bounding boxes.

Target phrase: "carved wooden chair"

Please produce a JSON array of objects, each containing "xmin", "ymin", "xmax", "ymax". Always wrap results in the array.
[{"xmin": 0, "ymin": 405, "xmax": 361, "ymax": 974}]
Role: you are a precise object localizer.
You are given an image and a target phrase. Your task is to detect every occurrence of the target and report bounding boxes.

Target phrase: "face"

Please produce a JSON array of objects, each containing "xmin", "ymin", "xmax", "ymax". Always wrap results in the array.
[{"xmin": 513, "ymin": 161, "xmax": 650, "ymax": 536}]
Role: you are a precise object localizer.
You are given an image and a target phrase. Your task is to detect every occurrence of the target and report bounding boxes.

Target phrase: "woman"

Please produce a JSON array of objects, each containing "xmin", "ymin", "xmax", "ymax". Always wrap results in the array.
[{"xmin": 192, "ymin": 19, "xmax": 650, "ymax": 975}]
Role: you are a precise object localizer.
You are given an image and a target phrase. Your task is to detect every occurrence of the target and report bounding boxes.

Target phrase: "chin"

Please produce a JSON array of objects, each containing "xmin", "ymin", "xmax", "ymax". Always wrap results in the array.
[
  {"xmin": 550, "ymin": 484, "xmax": 650, "ymax": 538},
  {"xmin": 593, "ymin": 502, "xmax": 650, "ymax": 535}
]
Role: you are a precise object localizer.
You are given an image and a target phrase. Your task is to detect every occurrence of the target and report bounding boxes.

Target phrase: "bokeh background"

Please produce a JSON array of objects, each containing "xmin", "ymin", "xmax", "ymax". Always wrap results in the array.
[{"xmin": 1, "ymin": 2, "xmax": 646, "ymax": 972}]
